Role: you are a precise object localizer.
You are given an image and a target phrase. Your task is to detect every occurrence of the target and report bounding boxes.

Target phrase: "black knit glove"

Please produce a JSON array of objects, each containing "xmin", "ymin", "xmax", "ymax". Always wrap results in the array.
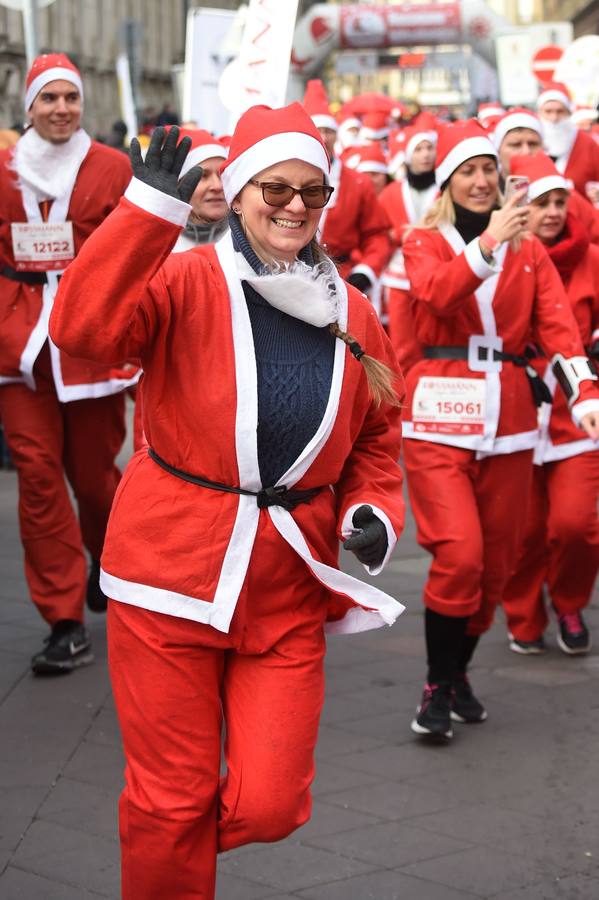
[
  {"xmin": 587, "ymin": 339, "xmax": 599, "ymax": 362},
  {"xmin": 347, "ymin": 272, "xmax": 372, "ymax": 293},
  {"xmin": 129, "ymin": 126, "xmax": 202, "ymax": 203},
  {"xmin": 343, "ymin": 504, "xmax": 388, "ymax": 567}
]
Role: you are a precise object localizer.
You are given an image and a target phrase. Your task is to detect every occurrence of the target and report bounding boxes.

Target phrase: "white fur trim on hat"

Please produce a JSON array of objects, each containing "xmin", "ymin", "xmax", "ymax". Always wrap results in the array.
[
  {"xmin": 494, "ymin": 113, "xmax": 542, "ymax": 149},
  {"xmin": 528, "ymin": 174, "xmax": 569, "ymax": 202},
  {"xmin": 435, "ymin": 136, "xmax": 497, "ymax": 187},
  {"xmin": 311, "ymin": 114, "xmax": 338, "ymax": 132},
  {"xmin": 478, "ymin": 105, "xmax": 505, "ymax": 121},
  {"xmin": 180, "ymin": 144, "xmax": 227, "ymax": 178},
  {"xmin": 25, "ymin": 67, "xmax": 83, "ymax": 112},
  {"xmin": 360, "ymin": 126, "xmax": 390, "ymax": 141},
  {"xmin": 221, "ymin": 132, "xmax": 330, "ymax": 205},
  {"xmin": 572, "ymin": 108, "xmax": 598, "ymax": 125},
  {"xmin": 406, "ymin": 131, "xmax": 437, "ymax": 164},
  {"xmin": 537, "ymin": 90, "xmax": 573, "ymax": 113},
  {"xmin": 356, "ymin": 160, "xmax": 388, "ymax": 175}
]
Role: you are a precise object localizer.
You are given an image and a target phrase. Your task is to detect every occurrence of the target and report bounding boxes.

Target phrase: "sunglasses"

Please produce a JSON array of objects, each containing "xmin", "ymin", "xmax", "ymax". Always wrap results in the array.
[{"xmin": 248, "ymin": 179, "xmax": 334, "ymax": 209}]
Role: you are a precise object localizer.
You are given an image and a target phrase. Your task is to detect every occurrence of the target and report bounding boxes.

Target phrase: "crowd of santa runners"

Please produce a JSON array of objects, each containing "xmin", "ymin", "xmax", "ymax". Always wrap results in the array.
[{"xmin": 1, "ymin": 49, "xmax": 598, "ymax": 900}]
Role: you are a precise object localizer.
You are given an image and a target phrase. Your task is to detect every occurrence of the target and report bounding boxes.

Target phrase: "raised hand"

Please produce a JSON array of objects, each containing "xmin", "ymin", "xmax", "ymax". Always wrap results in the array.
[
  {"xmin": 129, "ymin": 126, "xmax": 202, "ymax": 203},
  {"xmin": 486, "ymin": 188, "xmax": 530, "ymax": 245},
  {"xmin": 343, "ymin": 504, "xmax": 388, "ymax": 568}
]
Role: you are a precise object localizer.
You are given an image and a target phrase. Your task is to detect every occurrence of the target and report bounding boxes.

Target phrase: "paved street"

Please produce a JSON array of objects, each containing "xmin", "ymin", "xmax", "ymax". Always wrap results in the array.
[{"xmin": 1, "ymin": 418, "xmax": 599, "ymax": 899}]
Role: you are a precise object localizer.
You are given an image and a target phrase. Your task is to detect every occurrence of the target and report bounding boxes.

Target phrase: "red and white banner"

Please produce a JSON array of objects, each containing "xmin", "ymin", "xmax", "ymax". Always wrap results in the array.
[{"xmin": 339, "ymin": 3, "xmax": 461, "ymax": 50}]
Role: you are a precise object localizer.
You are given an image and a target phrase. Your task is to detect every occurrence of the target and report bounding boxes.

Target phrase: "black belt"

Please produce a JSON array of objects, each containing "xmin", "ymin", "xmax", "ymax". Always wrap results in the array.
[
  {"xmin": 423, "ymin": 345, "xmax": 552, "ymax": 406},
  {"xmin": 148, "ymin": 448, "xmax": 322, "ymax": 512},
  {"xmin": 1, "ymin": 265, "xmax": 56, "ymax": 285}
]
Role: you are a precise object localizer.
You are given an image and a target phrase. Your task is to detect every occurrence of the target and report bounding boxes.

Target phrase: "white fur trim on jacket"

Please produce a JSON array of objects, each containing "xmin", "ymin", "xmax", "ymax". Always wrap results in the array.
[{"xmin": 124, "ymin": 178, "xmax": 191, "ymax": 227}]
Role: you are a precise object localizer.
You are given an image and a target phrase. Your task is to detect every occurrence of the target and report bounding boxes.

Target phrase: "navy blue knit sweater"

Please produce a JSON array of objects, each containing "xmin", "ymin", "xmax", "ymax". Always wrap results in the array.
[{"xmin": 230, "ymin": 212, "xmax": 335, "ymax": 487}]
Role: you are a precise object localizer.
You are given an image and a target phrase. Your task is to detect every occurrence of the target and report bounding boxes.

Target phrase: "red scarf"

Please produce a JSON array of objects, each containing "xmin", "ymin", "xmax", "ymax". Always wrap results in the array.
[{"xmin": 546, "ymin": 212, "xmax": 589, "ymax": 284}]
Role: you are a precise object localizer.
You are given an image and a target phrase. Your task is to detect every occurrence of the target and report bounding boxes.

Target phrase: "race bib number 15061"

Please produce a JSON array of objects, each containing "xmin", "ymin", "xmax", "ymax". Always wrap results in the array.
[{"xmin": 412, "ymin": 376, "xmax": 487, "ymax": 435}]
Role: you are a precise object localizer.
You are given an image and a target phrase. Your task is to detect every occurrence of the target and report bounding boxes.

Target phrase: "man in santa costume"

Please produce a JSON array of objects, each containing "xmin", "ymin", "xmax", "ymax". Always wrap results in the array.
[
  {"xmin": 494, "ymin": 106, "xmax": 599, "ymax": 242},
  {"xmin": 0, "ymin": 53, "xmax": 137, "ymax": 674},
  {"xmin": 537, "ymin": 82, "xmax": 599, "ymax": 198},
  {"xmin": 302, "ymin": 80, "xmax": 391, "ymax": 296}
]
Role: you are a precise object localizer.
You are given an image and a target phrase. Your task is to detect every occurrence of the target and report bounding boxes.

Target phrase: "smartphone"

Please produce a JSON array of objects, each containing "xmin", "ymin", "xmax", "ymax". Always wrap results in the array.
[{"xmin": 504, "ymin": 175, "xmax": 529, "ymax": 206}]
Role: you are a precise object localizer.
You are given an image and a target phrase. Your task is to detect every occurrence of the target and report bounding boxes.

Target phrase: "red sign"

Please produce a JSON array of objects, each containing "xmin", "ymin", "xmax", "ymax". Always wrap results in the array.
[
  {"xmin": 340, "ymin": 3, "xmax": 461, "ymax": 50},
  {"xmin": 532, "ymin": 46, "xmax": 564, "ymax": 84},
  {"xmin": 399, "ymin": 53, "xmax": 426, "ymax": 69}
]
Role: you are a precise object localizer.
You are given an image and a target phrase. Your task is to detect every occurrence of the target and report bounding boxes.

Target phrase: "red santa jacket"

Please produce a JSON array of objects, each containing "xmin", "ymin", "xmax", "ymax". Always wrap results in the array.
[
  {"xmin": 50, "ymin": 179, "xmax": 405, "ymax": 636},
  {"xmin": 402, "ymin": 224, "xmax": 598, "ymax": 456},
  {"xmin": 320, "ymin": 158, "xmax": 392, "ymax": 283},
  {"xmin": 0, "ymin": 137, "xmax": 138, "ymax": 400},
  {"xmin": 556, "ymin": 129, "xmax": 599, "ymax": 198},
  {"xmin": 534, "ymin": 218, "xmax": 599, "ymax": 462}
]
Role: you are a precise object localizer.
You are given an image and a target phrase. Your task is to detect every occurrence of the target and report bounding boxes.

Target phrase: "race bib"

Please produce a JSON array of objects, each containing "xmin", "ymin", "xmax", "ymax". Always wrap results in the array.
[
  {"xmin": 11, "ymin": 221, "xmax": 75, "ymax": 272},
  {"xmin": 412, "ymin": 376, "xmax": 486, "ymax": 435}
]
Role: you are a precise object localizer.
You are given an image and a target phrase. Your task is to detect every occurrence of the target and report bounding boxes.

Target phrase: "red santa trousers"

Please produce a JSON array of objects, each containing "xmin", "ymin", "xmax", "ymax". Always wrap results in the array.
[
  {"xmin": 503, "ymin": 451, "xmax": 599, "ymax": 641},
  {"xmin": 107, "ymin": 514, "xmax": 328, "ymax": 900},
  {"xmin": 403, "ymin": 440, "xmax": 534, "ymax": 635},
  {"xmin": 0, "ymin": 345, "xmax": 125, "ymax": 624}
]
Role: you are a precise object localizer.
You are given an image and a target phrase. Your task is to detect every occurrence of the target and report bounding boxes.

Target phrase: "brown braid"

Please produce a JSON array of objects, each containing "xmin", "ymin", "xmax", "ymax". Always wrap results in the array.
[{"xmin": 329, "ymin": 322, "xmax": 401, "ymax": 408}]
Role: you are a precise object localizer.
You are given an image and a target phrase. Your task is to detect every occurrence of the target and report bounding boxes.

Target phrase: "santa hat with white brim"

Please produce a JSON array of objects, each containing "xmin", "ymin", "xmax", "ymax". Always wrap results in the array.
[
  {"xmin": 435, "ymin": 119, "xmax": 497, "ymax": 188},
  {"xmin": 176, "ymin": 128, "xmax": 228, "ymax": 179},
  {"xmin": 220, "ymin": 103, "xmax": 330, "ymax": 206},
  {"xmin": 536, "ymin": 82, "xmax": 574, "ymax": 114},
  {"xmin": 344, "ymin": 143, "xmax": 389, "ymax": 175},
  {"xmin": 572, "ymin": 107, "xmax": 599, "ymax": 125},
  {"xmin": 404, "ymin": 127, "xmax": 437, "ymax": 166},
  {"xmin": 493, "ymin": 108, "xmax": 542, "ymax": 149},
  {"xmin": 25, "ymin": 53, "xmax": 83, "ymax": 112},
  {"xmin": 478, "ymin": 102, "xmax": 506, "ymax": 123},
  {"xmin": 510, "ymin": 151, "xmax": 570, "ymax": 202}
]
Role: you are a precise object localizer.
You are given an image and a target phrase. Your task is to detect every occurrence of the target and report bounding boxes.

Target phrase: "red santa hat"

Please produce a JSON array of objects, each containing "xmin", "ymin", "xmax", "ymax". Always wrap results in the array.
[
  {"xmin": 360, "ymin": 111, "xmax": 390, "ymax": 142},
  {"xmin": 493, "ymin": 107, "xmax": 542, "ymax": 148},
  {"xmin": 402, "ymin": 125, "xmax": 437, "ymax": 166},
  {"xmin": 477, "ymin": 102, "xmax": 506, "ymax": 124},
  {"xmin": 344, "ymin": 143, "xmax": 389, "ymax": 175},
  {"xmin": 25, "ymin": 53, "xmax": 83, "ymax": 112},
  {"xmin": 509, "ymin": 152, "xmax": 569, "ymax": 202},
  {"xmin": 387, "ymin": 128, "xmax": 408, "ymax": 175},
  {"xmin": 536, "ymin": 82, "xmax": 574, "ymax": 114},
  {"xmin": 176, "ymin": 128, "xmax": 228, "ymax": 178},
  {"xmin": 302, "ymin": 79, "xmax": 338, "ymax": 132},
  {"xmin": 220, "ymin": 103, "xmax": 330, "ymax": 205},
  {"xmin": 435, "ymin": 119, "xmax": 497, "ymax": 188}
]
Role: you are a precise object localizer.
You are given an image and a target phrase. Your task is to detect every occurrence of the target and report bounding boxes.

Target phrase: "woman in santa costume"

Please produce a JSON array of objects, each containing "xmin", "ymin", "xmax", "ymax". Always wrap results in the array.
[
  {"xmin": 503, "ymin": 153, "xmax": 599, "ymax": 656},
  {"xmin": 401, "ymin": 119, "xmax": 599, "ymax": 742},
  {"xmin": 0, "ymin": 53, "xmax": 137, "ymax": 674},
  {"xmin": 171, "ymin": 128, "xmax": 229, "ymax": 252},
  {"xmin": 50, "ymin": 104, "xmax": 405, "ymax": 899},
  {"xmin": 378, "ymin": 124, "xmax": 438, "ymax": 371}
]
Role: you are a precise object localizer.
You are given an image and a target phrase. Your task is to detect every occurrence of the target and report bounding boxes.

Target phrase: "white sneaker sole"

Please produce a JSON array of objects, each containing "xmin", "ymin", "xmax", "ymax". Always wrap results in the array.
[
  {"xmin": 509, "ymin": 640, "xmax": 545, "ymax": 655},
  {"xmin": 556, "ymin": 632, "xmax": 591, "ymax": 656},
  {"xmin": 411, "ymin": 714, "xmax": 453, "ymax": 740}
]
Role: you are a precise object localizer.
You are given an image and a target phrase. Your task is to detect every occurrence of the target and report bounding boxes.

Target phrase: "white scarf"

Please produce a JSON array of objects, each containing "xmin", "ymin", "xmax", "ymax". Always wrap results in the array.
[
  {"xmin": 234, "ymin": 252, "xmax": 340, "ymax": 328},
  {"xmin": 13, "ymin": 126, "xmax": 91, "ymax": 201}
]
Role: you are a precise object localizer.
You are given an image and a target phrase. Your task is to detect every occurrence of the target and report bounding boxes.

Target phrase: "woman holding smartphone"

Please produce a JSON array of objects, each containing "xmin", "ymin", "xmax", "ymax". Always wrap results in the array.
[
  {"xmin": 401, "ymin": 120, "xmax": 599, "ymax": 742},
  {"xmin": 503, "ymin": 152, "xmax": 599, "ymax": 656}
]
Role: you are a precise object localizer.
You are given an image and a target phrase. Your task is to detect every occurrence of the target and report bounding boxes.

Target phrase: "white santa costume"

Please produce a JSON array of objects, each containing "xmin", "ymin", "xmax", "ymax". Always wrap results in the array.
[
  {"xmin": 0, "ymin": 53, "xmax": 136, "ymax": 642},
  {"xmin": 502, "ymin": 153, "xmax": 599, "ymax": 652},
  {"xmin": 401, "ymin": 120, "xmax": 599, "ymax": 737},
  {"xmin": 50, "ymin": 102, "xmax": 405, "ymax": 898}
]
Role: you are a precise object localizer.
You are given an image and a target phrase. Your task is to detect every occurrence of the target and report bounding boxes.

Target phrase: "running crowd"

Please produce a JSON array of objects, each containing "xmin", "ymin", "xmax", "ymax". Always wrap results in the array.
[{"xmin": 1, "ymin": 51, "xmax": 598, "ymax": 899}]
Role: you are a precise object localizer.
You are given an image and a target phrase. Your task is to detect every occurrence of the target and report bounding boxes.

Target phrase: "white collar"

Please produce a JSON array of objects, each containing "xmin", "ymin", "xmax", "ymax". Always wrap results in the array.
[{"xmin": 13, "ymin": 127, "xmax": 91, "ymax": 201}]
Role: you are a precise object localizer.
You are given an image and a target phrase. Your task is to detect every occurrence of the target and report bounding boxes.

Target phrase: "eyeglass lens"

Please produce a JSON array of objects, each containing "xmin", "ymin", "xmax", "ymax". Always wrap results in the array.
[{"xmin": 260, "ymin": 183, "xmax": 332, "ymax": 209}]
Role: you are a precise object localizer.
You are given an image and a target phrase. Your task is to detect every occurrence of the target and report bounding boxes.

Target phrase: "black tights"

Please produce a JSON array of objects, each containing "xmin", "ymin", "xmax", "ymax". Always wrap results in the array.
[{"xmin": 425, "ymin": 609, "xmax": 480, "ymax": 684}]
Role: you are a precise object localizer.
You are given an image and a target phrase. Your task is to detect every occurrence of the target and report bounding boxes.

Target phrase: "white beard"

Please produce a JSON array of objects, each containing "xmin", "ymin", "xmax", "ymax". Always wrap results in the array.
[
  {"xmin": 13, "ymin": 126, "xmax": 91, "ymax": 201},
  {"xmin": 542, "ymin": 118, "xmax": 577, "ymax": 159},
  {"xmin": 235, "ymin": 253, "xmax": 340, "ymax": 328}
]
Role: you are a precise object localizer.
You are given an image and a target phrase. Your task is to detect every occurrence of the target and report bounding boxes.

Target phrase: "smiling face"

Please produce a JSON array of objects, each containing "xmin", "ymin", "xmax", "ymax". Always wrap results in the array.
[
  {"xmin": 188, "ymin": 157, "xmax": 228, "ymax": 224},
  {"xmin": 528, "ymin": 188, "xmax": 568, "ymax": 244},
  {"xmin": 499, "ymin": 128, "xmax": 542, "ymax": 174},
  {"xmin": 28, "ymin": 79, "xmax": 81, "ymax": 143},
  {"xmin": 449, "ymin": 155, "xmax": 499, "ymax": 213},
  {"xmin": 235, "ymin": 159, "xmax": 325, "ymax": 265}
]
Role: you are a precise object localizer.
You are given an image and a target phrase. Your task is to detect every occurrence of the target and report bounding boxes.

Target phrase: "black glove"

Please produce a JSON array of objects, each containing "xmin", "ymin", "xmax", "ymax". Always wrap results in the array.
[
  {"xmin": 343, "ymin": 504, "xmax": 388, "ymax": 567},
  {"xmin": 129, "ymin": 126, "xmax": 202, "ymax": 203},
  {"xmin": 347, "ymin": 272, "xmax": 372, "ymax": 293},
  {"xmin": 587, "ymin": 340, "xmax": 599, "ymax": 362}
]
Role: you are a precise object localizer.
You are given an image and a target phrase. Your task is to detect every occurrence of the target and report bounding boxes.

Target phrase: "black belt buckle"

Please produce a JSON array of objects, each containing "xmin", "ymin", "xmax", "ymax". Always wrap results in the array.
[{"xmin": 257, "ymin": 485, "xmax": 295, "ymax": 511}]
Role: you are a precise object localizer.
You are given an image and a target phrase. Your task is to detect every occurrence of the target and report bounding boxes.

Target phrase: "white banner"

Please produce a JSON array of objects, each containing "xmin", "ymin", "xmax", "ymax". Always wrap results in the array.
[
  {"xmin": 554, "ymin": 36, "xmax": 599, "ymax": 108},
  {"xmin": 219, "ymin": 0, "xmax": 299, "ymax": 128},
  {"xmin": 183, "ymin": 7, "xmax": 238, "ymax": 135},
  {"xmin": 495, "ymin": 22, "xmax": 573, "ymax": 107},
  {"xmin": 116, "ymin": 53, "xmax": 138, "ymax": 144}
]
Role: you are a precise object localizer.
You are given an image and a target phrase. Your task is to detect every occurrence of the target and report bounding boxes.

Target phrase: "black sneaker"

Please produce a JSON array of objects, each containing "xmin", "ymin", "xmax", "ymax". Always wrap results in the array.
[
  {"xmin": 509, "ymin": 634, "xmax": 546, "ymax": 655},
  {"xmin": 451, "ymin": 674, "xmax": 487, "ymax": 723},
  {"xmin": 557, "ymin": 612, "xmax": 591, "ymax": 655},
  {"xmin": 31, "ymin": 620, "xmax": 93, "ymax": 675},
  {"xmin": 411, "ymin": 682, "xmax": 453, "ymax": 741},
  {"xmin": 86, "ymin": 559, "xmax": 108, "ymax": 613}
]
